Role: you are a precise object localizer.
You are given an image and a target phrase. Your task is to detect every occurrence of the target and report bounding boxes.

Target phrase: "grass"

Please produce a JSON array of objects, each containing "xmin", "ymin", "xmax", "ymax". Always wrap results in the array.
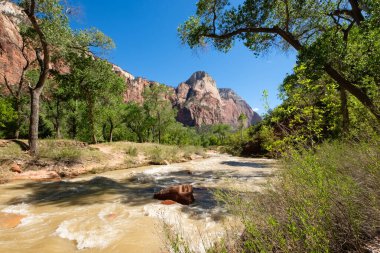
[
  {"xmin": 0, "ymin": 141, "xmax": 28, "ymax": 161},
  {"xmin": 37, "ymin": 139, "xmax": 105, "ymax": 163},
  {"xmin": 0, "ymin": 139, "xmax": 105, "ymax": 165},
  {"xmin": 108, "ymin": 141, "xmax": 206, "ymax": 165}
]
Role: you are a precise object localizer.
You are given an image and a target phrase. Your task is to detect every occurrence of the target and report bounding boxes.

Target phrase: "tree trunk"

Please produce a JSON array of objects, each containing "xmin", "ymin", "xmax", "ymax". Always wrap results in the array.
[
  {"xmin": 88, "ymin": 101, "xmax": 97, "ymax": 144},
  {"xmin": 55, "ymin": 99, "xmax": 62, "ymax": 139},
  {"xmin": 29, "ymin": 88, "xmax": 42, "ymax": 155},
  {"xmin": 108, "ymin": 119, "xmax": 114, "ymax": 143},
  {"xmin": 70, "ymin": 117, "xmax": 77, "ymax": 139},
  {"xmin": 14, "ymin": 99, "xmax": 21, "ymax": 139},
  {"xmin": 157, "ymin": 112, "xmax": 161, "ymax": 144},
  {"xmin": 324, "ymin": 65, "xmax": 380, "ymax": 123},
  {"xmin": 340, "ymin": 88, "xmax": 350, "ymax": 135},
  {"xmin": 102, "ymin": 124, "xmax": 107, "ymax": 141}
]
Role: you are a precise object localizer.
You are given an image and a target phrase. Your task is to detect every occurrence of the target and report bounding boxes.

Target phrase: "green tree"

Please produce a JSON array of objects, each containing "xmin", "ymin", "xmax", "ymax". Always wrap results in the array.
[
  {"xmin": 0, "ymin": 97, "xmax": 16, "ymax": 129},
  {"xmin": 14, "ymin": 0, "xmax": 114, "ymax": 154},
  {"xmin": 101, "ymin": 101, "xmax": 126, "ymax": 143},
  {"xmin": 179, "ymin": 0, "xmax": 380, "ymax": 123},
  {"xmin": 58, "ymin": 54, "xmax": 125, "ymax": 143},
  {"xmin": 238, "ymin": 113, "xmax": 248, "ymax": 142},
  {"xmin": 143, "ymin": 84, "xmax": 176, "ymax": 144},
  {"xmin": 123, "ymin": 102, "xmax": 150, "ymax": 143}
]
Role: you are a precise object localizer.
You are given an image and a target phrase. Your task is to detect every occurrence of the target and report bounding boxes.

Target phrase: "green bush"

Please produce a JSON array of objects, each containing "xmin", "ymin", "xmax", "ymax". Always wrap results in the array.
[
  {"xmin": 166, "ymin": 139, "xmax": 380, "ymax": 253},
  {"xmin": 215, "ymin": 139, "xmax": 380, "ymax": 252}
]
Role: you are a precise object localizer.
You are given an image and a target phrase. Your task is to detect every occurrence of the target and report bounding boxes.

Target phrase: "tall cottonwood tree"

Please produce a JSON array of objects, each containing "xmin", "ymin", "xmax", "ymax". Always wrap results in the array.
[
  {"xmin": 15, "ymin": 0, "xmax": 113, "ymax": 154},
  {"xmin": 143, "ymin": 84, "xmax": 176, "ymax": 144},
  {"xmin": 179, "ymin": 0, "xmax": 380, "ymax": 123},
  {"xmin": 58, "ymin": 54, "xmax": 125, "ymax": 144}
]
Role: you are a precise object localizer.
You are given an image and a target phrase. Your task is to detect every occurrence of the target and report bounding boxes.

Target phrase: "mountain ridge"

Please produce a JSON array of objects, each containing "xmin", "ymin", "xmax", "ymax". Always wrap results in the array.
[{"xmin": 0, "ymin": 2, "xmax": 261, "ymax": 128}]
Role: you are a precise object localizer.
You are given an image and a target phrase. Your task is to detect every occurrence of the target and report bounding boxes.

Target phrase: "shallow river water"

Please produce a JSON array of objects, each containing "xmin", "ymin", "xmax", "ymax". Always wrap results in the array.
[{"xmin": 0, "ymin": 153, "xmax": 276, "ymax": 253}]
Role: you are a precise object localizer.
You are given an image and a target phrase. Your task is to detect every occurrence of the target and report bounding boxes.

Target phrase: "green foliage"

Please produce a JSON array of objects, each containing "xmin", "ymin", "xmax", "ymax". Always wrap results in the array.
[
  {"xmin": 179, "ymin": 0, "xmax": 380, "ymax": 124},
  {"xmin": 213, "ymin": 139, "xmax": 380, "ymax": 253},
  {"xmin": 57, "ymin": 54, "xmax": 125, "ymax": 143},
  {"xmin": 244, "ymin": 62, "xmax": 379, "ymax": 157},
  {"xmin": 143, "ymin": 83, "xmax": 177, "ymax": 143},
  {"xmin": 0, "ymin": 97, "xmax": 16, "ymax": 129}
]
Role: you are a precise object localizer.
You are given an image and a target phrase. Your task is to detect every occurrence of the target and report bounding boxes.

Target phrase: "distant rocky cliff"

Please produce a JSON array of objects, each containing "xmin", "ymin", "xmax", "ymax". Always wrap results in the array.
[
  {"xmin": 175, "ymin": 71, "xmax": 261, "ymax": 127},
  {"xmin": 219, "ymin": 88, "xmax": 261, "ymax": 126},
  {"xmin": 0, "ymin": 1, "xmax": 261, "ymax": 128}
]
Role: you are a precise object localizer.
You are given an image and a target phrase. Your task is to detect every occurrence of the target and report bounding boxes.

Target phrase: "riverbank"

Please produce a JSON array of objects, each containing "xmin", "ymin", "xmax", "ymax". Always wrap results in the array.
[{"xmin": 0, "ymin": 139, "xmax": 207, "ymax": 183}]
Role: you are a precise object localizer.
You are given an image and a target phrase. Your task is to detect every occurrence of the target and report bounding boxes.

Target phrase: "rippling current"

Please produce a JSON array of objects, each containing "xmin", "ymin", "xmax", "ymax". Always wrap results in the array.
[{"xmin": 0, "ymin": 153, "xmax": 276, "ymax": 253}]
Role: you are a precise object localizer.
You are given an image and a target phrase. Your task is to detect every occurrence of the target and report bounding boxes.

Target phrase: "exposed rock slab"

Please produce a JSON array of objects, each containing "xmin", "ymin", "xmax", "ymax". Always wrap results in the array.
[{"xmin": 154, "ymin": 184, "xmax": 195, "ymax": 205}]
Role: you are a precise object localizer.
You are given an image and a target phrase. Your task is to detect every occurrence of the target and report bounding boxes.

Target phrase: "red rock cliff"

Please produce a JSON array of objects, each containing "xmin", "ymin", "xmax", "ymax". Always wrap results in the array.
[{"xmin": 0, "ymin": 2, "xmax": 260, "ymax": 128}]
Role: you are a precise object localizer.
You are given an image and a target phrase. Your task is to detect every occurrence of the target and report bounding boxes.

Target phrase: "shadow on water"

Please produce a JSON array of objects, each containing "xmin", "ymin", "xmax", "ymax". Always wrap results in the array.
[
  {"xmin": 4, "ymin": 168, "xmax": 272, "ymax": 220},
  {"xmin": 220, "ymin": 160, "xmax": 274, "ymax": 169}
]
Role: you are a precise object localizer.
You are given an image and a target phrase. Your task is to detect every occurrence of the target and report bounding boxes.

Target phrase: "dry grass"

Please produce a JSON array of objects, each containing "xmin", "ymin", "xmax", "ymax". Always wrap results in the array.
[
  {"xmin": 108, "ymin": 142, "xmax": 206, "ymax": 165},
  {"xmin": 37, "ymin": 139, "xmax": 105, "ymax": 163}
]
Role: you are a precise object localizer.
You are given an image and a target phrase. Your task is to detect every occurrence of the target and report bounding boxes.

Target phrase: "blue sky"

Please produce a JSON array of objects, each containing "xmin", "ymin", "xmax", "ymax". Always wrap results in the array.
[{"xmin": 71, "ymin": 0, "xmax": 297, "ymax": 114}]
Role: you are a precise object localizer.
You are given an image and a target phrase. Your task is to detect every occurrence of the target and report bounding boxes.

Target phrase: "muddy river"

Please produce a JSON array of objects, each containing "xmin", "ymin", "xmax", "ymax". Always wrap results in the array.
[{"xmin": 0, "ymin": 153, "xmax": 276, "ymax": 253}]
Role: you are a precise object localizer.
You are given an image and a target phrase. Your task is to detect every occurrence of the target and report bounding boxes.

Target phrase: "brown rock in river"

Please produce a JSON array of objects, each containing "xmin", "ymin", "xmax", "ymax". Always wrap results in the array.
[{"xmin": 154, "ymin": 184, "xmax": 195, "ymax": 205}]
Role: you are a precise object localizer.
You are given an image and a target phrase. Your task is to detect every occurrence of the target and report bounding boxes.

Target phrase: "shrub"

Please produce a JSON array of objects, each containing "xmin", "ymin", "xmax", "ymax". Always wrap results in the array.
[
  {"xmin": 126, "ymin": 146, "xmax": 138, "ymax": 156},
  {"xmin": 167, "ymin": 139, "xmax": 380, "ymax": 253},
  {"xmin": 215, "ymin": 139, "xmax": 380, "ymax": 252},
  {"xmin": 38, "ymin": 140, "xmax": 104, "ymax": 163}
]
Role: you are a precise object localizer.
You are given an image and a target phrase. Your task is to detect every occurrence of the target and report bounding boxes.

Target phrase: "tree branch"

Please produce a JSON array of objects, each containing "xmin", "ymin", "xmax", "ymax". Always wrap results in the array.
[
  {"xmin": 348, "ymin": 0, "xmax": 365, "ymax": 25},
  {"xmin": 2, "ymin": 75, "xmax": 16, "ymax": 97},
  {"xmin": 24, "ymin": 0, "xmax": 50, "ymax": 92},
  {"xmin": 204, "ymin": 27, "xmax": 279, "ymax": 40},
  {"xmin": 202, "ymin": 25, "xmax": 380, "ymax": 122}
]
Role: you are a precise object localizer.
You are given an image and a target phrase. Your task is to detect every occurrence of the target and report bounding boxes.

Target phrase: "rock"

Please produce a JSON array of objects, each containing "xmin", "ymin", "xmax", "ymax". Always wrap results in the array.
[
  {"xmin": 0, "ymin": 212, "xmax": 25, "ymax": 229},
  {"xmin": 10, "ymin": 163, "xmax": 22, "ymax": 173},
  {"xmin": 219, "ymin": 88, "xmax": 262, "ymax": 127},
  {"xmin": 175, "ymin": 72, "xmax": 261, "ymax": 127},
  {"xmin": 163, "ymin": 160, "xmax": 170, "ymax": 165},
  {"xmin": 0, "ymin": 2, "xmax": 68, "ymax": 88},
  {"xmin": 14, "ymin": 170, "xmax": 61, "ymax": 181},
  {"xmin": 160, "ymin": 200, "xmax": 177, "ymax": 205},
  {"xmin": 154, "ymin": 184, "xmax": 195, "ymax": 205},
  {"xmin": 175, "ymin": 71, "xmax": 223, "ymax": 126}
]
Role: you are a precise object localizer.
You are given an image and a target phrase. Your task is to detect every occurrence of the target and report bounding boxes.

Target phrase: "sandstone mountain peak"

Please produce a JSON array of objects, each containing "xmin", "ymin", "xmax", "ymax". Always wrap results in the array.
[
  {"xmin": 176, "ymin": 72, "xmax": 261, "ymax": 127},
  {"xmin": 185, "ymin": 71, "xmax": 216, "ymax": 87}
]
